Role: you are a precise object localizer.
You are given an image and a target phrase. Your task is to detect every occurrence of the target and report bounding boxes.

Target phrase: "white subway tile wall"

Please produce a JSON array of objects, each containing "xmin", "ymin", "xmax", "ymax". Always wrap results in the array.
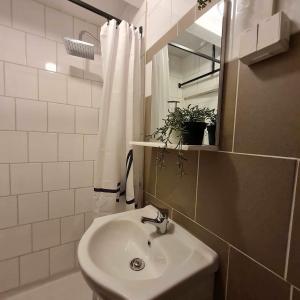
[
  {"xmin": 48, "ymin": 103, "xmax": 75, "ymax": 133},
  {"xmin": 75, "ymin": 187, "xmax": 95, "ymax": 214},
  {"xmin": 29, "ymin": 132, "xmax": 58, "ymax": 162},
  {"xmin": 75, "ymin": 107, "xmax": 99, "ymax": 134},
  {"xmin": 49, "ymin": 189, "xmax": 74, "ymax": 219},
  {"xmin": 12, "ymin": 0, "xmax": 45, "ymax": 37},
  {"xmin": 11, "ymin": 163, "xmax": 42, "ymax": 194},
  {"xmin": 32, "ymin": 219, "xmax": 60, "ymax": 251},
  {"xmin": 42, "ymin": 162, "xmax": 69, "ymax": 191},
  {"xmin": 0, "ymin": 164, "xmax": 10, "ymax": 196},
  {"xmin": 0, "ymin": 131, "xmax": 27, "ymax": 163},
  {"xmin": 0, "ymin": 96, "xmax": 15, "ymax": 130},
  {"xmin": 70, "ymin": 161, "xmax": 93, "ymax": 188},
  {"xmin": 0, "ymin": 225, "xmax": 31, "ymax": 260},
  {"xmin": 38, "ymin": 70, "xmax": 67, "ymax": 103},
  {"xmin": 50, "ymin": 243, "xmax": 75, "ymax": 275},
  {"xmin": 26, "ymin": 34, "xmax": 57, "ymax": 70},
  {"xmin": 0, "ymin": 0, "xmax": 11, "ymax": 27},
  {"xmin": 67, "ymin": 77, "xmax": 92, "ymax": 107},
  {"xmin": 0, "ymin": 196, "xmax": 18, "ymax": 229},
  {"xmin": 16, "ymin": 99, "xmax": 47, "ymax": 131},
  {"xmin": 0, "ymin": 61, "xmax": 4, "ymax": 95},
  {"xmin": 20, "ymin": 250, "xmax": 49, "ymax": 285},
  {"xmin": 0, "ymin": 0, "xmax": 102, "ymax": 293},
  {"xmin": 58, "ymin": 134, "xmax": 84, "ymax": 161},
  {"xmin": 45, "ymin": 7, "xmax": 73, "ymax": 43},
  {"xmin": 18, "ymin": 192, "xmax": 48, "ymax": 224},
  {"xmin": 91, "ymin": 81, "xmax": 103, "ymax": 108},
  {"xmin": 61, "ymin": 214, "xmax": 84, "ymax": 243},
  {"xmin": 5, "ymin": 64, "xmax": 38, "ymax": 99},
  {"xmin": 0, "ymin": 258, "xmax": 19, "ymax": 292},
  {"xmin": 84, "ymin": 135, "xmax": 98, "ymax": 161},
  {"xmin": 0, "ymin": 26, "xmax": 26, "ymax": 65}
]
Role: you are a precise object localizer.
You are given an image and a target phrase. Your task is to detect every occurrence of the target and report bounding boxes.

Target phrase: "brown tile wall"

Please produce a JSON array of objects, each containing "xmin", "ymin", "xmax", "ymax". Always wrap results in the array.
[
  {"xmin": 294, "ymin": 288, "xmax": 300, "ymax": 300},
  {"xmin": 143, "ymin": 32, "xmax": 300, "ymax": 300}
]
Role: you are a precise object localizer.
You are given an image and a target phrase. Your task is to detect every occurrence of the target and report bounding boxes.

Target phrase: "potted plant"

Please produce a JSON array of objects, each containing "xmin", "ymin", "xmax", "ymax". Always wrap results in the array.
[
  {"xmin": 152, "ymin": 105, "xmax": 211, "ymax": 147},
  {"xmin": 206, "ymin": 109, "xmax": 217, "ymax": 145},
  {"xmin": 181, "ymin": 105, "xmax": 210, "ymax": 145},
  {"xmin": 151, "ymin": 105, "xmax": 212, "ymax": 175}
]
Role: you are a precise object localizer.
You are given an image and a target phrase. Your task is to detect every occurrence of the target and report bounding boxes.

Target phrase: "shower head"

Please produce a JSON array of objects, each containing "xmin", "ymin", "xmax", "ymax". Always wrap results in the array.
[{"xmin": 63, "ymin": 37, "xmax": 95, "ymax": 60}]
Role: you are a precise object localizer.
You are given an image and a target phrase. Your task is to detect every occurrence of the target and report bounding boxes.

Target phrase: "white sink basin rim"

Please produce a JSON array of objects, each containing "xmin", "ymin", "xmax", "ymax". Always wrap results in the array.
[{"xmin": 78, "ymin": 205, "xmax": 218, "ymax": 300}]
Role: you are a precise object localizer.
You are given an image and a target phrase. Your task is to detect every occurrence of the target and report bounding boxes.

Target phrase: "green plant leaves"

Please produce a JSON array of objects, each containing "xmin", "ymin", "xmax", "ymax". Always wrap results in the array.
[{"xmin": 197, "ymin": 0, "xmax": 212, "ymax": 10}]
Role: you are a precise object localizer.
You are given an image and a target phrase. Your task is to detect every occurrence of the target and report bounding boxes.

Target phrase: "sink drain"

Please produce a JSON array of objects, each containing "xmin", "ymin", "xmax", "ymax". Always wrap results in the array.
[{"xmin": 130, "ymin": 258, "xmax": 145, "ymax": 271}]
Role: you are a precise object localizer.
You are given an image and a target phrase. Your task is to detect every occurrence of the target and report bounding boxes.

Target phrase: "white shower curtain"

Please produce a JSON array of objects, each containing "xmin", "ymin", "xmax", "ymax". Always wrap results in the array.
[
  {"xmin": 151, "ymin": 46, "xmax": 170, "ymax": 134},
  {"xmin": 94, "ymin": 20, "xmax": 142, "ymax": 214}
]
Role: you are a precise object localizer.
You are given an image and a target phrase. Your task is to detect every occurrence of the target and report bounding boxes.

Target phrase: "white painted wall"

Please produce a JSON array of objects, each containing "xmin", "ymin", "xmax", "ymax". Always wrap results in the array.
[{"xmin": 141, "ymin": 0, "xmax": 300, "ymax": 97}]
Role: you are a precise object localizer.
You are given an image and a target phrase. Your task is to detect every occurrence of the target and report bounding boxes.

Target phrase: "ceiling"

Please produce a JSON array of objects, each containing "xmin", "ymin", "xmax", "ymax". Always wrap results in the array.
[
  {"xmin": 122, "ymin": 0, "xmax": 144, "ymax": 8},
  {"xmin": 37, "ymin": 0, "xmax": 140, "ymax": 25}
]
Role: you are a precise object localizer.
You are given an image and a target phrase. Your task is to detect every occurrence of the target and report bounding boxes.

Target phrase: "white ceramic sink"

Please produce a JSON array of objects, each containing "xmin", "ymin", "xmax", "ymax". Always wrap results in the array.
[{"xmin": 78, "ymin": 205, "xmax": 218, "ymax": 300}]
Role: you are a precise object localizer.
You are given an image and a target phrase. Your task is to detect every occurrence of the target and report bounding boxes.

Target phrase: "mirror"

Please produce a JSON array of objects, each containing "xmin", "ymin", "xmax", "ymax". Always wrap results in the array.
[{"xmin": 150, "ymin": 0, "xmax": 226, "ymax": 147}]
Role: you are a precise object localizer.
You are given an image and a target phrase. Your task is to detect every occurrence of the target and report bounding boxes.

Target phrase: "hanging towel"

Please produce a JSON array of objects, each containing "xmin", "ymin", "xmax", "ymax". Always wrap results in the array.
[{"xmin": 94, "ymin": 20, "xmax": 142, "ymax": 213}]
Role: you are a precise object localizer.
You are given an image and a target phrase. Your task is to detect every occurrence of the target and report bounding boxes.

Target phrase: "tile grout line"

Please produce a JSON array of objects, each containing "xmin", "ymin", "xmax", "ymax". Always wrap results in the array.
[
  {"xmin": 231, "ymin": 59, "xmax": 241, "ymax": 152},
  {"xmin": 43, "ymin": 4, "xmax": 46, "ymax": 38},
  {"xmin": 218, "ymin": 149, "xmax": 299, "ymax": 161},
  {"xmin": 56, "ymin": 132, "xmax": 59, "ymax": 161},
  {"xmin": 48, "ymin": 248, "xmax": 51, "ymax": 277},
  {"xmin": 0, "ymin": 237, "xmax": 82, "ymax": 265},
  {"xmin": 3, "ymin": 61, "xmax": 6, "ymax": 96},
  {"xmin": 30, "ymin": 223, "xmax": 33, "ymax": 253},
  {"xmin": 16, "ymin": 194, "xmax": 19, "ymax": 225},
  {"xmin": 9, "ymin": 163, "xmax": 12, "ymax": 196},
  {"xmin": 47, "ymin": 191, "xmax": 50, "ymax": 219},
  {"xmin": 284, "ymin": 159, "xmax": 299, "ymax": 279},
  {"xmin": 69, "ymin": 162, "xmax": 71, "ymax": 190},
  {"xmin": 73, "ymin": 106, "xmax": 76, "ymax": 134},
  {"xmin": 18, "ymin": 256, "xmax": 21, "ymax": 288},
  {"xmin": 41, "ymin": 163, "xmax": 44, "ymax": 192},
  {"xmin": 1, "ymin": 183, "xmax": 94, "ymax": 199},
  {"xmin": 0, "ymin": 86, "xmax": 100, "ymax": 111},
  {"xmin": 0, "ymin": 55, "xmax": 102, "ymax": 90},
  {"xmin": 45, "ymin": 100, "xmax": 48, "ymax": 132},
  {"xmin": 154, "ymin": 151, "xmax": 158, "ymax": 198},
  {"xmin": 10, "ymin": 0, "xmax": 13, "ymax": 28},
  {"xmin": 173, "ymin": 208, "xmax": 290, "ymax": 282},
  {"xmin": 6, "ymin": 158, "xmax": 95, "ymax": 164},
  {"xmin": 14, "ymin": 97, "xmax": 16, "ymax": 131},
  {"xmin": 290, "ymin": 285, "xmax": 294, "ymax": 300},
  {"xmin": 193, "ymin": 150, "xmax": 200, "ymax": 220},
  {"xmin": 82, "ymin": 135, "xmax": 85, "ymax": 161},
  {"xmin": 225, "ymin": 246, "xmax": 231, "ymax": 300},
  {"xmin": 27, "ymin": 132, "xmax": 29, "ymax": 162},
  {"xmin": 0, "ymin": 129, "xmax": 97, "ymax": 137},
  {"xmin": 73, "ymin": 189, "xmax": 76, "ymax": 215},
  {"xmin": 24, "ymin": 33, "xmax": 28, "ymax": 65}
]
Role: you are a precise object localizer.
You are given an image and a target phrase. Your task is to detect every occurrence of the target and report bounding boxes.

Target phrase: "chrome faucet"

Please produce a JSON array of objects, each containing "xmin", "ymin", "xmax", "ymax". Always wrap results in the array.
[{"xmin": 141, "ymin": 208, "xmax": 169, "ymax": 234}]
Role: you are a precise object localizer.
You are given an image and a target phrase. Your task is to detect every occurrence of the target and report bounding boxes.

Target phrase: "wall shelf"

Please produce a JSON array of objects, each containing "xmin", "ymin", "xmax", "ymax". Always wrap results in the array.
[{"xmin": 130, "ymin": 141, "xmax": 218, "ymax": 151}]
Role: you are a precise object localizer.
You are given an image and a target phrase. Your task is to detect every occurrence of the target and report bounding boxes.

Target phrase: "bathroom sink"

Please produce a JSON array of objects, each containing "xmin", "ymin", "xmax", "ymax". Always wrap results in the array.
[{"xmin": 78, "ymin": 205, "xmax": 218, "ymax": 300}]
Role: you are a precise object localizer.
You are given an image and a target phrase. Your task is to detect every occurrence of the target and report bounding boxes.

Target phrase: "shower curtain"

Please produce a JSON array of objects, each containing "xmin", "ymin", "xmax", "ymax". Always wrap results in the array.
[
  {"xmin": 94, "ymin": 20, "xmax": 142, "ymax": 213},
  {"xmin": 151, "ymin": 46, "xmax": 170, "ymax": 134}
]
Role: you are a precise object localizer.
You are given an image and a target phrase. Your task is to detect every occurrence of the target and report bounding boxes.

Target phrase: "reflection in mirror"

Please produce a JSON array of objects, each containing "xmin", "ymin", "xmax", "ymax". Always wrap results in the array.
[{"xmin": 150, "ymin": 0, "xmax": 225, "ymax": 147}]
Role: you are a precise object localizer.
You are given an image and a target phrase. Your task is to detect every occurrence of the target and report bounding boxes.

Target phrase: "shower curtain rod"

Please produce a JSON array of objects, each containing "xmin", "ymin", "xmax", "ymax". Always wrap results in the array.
[
  {"xmin": 169, "ymin": 42, "xmax": 220, "ymax": 64},
  {"xmin": 67, "ymin": 0, "xmax": 143, "ymax": 35}
]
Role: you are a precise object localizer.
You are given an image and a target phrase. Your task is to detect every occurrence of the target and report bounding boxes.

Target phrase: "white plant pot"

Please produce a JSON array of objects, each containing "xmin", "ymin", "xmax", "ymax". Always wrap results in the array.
[{"xmin": 169, "ymin": 130, "xmax": 181, "ymax": 145}]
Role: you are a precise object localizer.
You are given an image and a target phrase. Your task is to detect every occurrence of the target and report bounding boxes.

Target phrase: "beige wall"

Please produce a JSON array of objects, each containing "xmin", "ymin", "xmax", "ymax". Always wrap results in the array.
[{"xmin": 143, "ymin": 1, "xmax": 300, "ymax": 299}]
